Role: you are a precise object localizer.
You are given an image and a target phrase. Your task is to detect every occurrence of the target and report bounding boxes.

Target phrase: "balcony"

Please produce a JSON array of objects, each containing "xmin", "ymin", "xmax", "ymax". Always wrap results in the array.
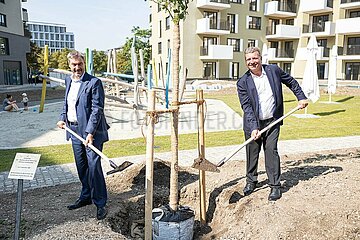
[
  {"xmin": 196, "ymin": 18, "xmax": 230, "ymax": 35},
  {"xmin": 340, "ymin": 0, "xmax": 360, "ymax": 9},
  {"xmin": 338, "ymin": 45, "xmax": 360, "ymax": 60},
  {"xmin": 266, "ymin": 24, "xmax": 301, "ymax": 40},
  {"xmin": 302, "ymin": 21, "xmax": 336, "ymax": 37},
  {"xmin": 196, "ymin": 0, "xmax": 231, "ymax": 10},
  {"xmin": 199, "ymin": 45, "xmax": 233, "ymax": 60},
  {"xmin": 264, "ymin": 1, "xmax": 297, "ymax": 18},
  {"xmin": 336, "ymin": 17, "xmax": 360, "ymax": 34},
  {"xmin": 299, "ymin": 0, "xmax": 333, "ymax": 14}
]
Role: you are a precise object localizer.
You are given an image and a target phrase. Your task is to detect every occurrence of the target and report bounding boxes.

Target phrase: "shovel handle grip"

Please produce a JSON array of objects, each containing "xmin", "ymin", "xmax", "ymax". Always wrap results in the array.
[
  {"xmin": 216, "ymin": 106, "xmax": 300, "ymax": 167},
  {"xmin": 64, "ymin": 126, "xmax": 114, "ymax": 165}
]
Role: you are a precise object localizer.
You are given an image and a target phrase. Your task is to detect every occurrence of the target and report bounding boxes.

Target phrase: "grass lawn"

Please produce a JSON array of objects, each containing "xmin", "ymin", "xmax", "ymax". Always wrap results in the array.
[{"xmin": 1, "ymin": 91, "xmax": 359, "ymax": 172}]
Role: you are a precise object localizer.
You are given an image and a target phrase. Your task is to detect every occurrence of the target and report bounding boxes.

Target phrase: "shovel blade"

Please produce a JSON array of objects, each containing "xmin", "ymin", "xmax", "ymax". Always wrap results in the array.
[
  {"xmin": 106, "ymin": 161, "xmax": 133, "ymax": 175},
  {"xmin": 191, "ymin": 157, "xmax": 220, "ymax": 173}
]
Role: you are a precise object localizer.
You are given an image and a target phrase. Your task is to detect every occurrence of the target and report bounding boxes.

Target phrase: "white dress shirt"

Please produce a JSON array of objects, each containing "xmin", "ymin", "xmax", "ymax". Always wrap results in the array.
[
  {"xmin": 251, "ymin": 68, "xmax": 275, "ymax": 120},
  {"xmin": 67, "ymin": 74, "xmax": 84, "ymax": 122}
]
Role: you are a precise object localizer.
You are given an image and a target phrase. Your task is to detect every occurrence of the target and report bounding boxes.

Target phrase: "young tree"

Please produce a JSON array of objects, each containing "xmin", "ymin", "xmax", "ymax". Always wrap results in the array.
[{"xmin": 146, "ymin": 0, "xmax": 191, "ymax": 212}]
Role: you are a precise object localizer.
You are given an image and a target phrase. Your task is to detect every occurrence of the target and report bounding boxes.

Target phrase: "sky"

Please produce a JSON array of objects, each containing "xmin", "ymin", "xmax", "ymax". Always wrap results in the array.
[{"xmin": 22, "ymin": 0, "xmax": 150, "ymax": 52}]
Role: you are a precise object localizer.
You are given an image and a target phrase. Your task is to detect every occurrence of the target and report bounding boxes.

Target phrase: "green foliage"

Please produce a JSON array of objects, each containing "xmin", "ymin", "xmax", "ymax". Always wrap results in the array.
[
  {"xmin": 149, "ymin": 0, "xmax": 191, "ymax": 23},
  {"xmin": 26, "ymin": 42, "xmax": 42, "ymax": 73},
  {"xmin": 49, "ymin": 48, "xmax": 72, "ymax": 70},
  {"xmin": 116, "ymin": 26, "xmax": 151, "ymax": 73},
  {"xmin": 92, "ymin": 49, "xmax": 107, "ymax": 74}
]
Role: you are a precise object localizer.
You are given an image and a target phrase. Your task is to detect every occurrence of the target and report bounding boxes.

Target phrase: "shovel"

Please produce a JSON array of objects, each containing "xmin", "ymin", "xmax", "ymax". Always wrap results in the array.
[
  {"xmin": 64, "ymin": 126, "xmax": 133, "ymax": 175},
  {"xmin": 192, "ymin": 106, "xmax": 301, "ymax": 172}
]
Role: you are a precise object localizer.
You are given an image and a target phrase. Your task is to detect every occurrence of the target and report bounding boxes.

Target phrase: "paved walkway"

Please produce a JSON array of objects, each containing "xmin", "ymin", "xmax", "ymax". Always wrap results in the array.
[{"xmin": 1, "ymin": 135, "xmax": 359, "ymax": 194}]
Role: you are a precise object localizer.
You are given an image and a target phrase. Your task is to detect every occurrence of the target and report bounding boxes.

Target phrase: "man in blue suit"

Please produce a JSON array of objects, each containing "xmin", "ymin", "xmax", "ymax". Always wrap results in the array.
[
  {"xmin": 237, "ymin": 47, "xmax": 308, "ymax": 201},
  {"xmin": 57, "ymin": 50, "xmax": 109, "ymax": 219}
]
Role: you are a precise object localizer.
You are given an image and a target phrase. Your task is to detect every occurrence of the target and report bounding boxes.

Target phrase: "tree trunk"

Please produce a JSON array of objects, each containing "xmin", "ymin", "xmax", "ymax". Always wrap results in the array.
[{"xmin": 169, "ymin": 21, "xmax": 180, "ymax": 212}]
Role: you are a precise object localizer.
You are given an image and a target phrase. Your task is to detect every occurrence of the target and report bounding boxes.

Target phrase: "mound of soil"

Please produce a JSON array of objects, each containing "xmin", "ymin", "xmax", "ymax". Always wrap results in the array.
[{"xmin": 1, "ymin": 148, "xmax": 359, "ymax": 239}]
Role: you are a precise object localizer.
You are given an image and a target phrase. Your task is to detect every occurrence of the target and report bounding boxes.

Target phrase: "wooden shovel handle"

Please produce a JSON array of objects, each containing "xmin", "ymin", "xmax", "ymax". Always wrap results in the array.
[{"xmin": 217, "ymin": 106, "xmax": 300, "ymax": 167}]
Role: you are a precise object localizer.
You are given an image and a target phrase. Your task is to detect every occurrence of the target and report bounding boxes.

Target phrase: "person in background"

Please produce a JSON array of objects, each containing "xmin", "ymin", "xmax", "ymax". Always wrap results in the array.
[
  {"xmin": 21, "ymin": 93, "xmax": 29, "ymax": 111},
  {"xmin": 56, "ymin": 50, "xmax": 110, "ymax": 220},
  {"xmin": 3, "ymin": 94, "xmax": 20, "ymax": 112},
  {"xmin": 237, "ymin": 46, "xmax": 308, "ymax": 201}
]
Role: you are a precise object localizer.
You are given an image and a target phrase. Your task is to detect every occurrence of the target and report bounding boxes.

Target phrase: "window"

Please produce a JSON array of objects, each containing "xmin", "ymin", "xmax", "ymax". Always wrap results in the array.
[
  {"xmin": 227, "ymin": 14, "xmax": 236, "ymax": 33},
  {"xmin": 157, "ymin": 3, "xmax": 161, "ymax": 12},
  {"xmin": 249, "ymin": 0, "xmax": 258, "ymax": 11},
  {"xmin": 230, "ymin": 0, "xmax": 243, "ymax": 3},
  {"xmin": 204, "ymin": 11, "xmax": 218, "ymax": 29},
  {"xmin": 159, "ymin": 20, "xmax": 162, "ymax": 38},
  {"xmin": 231, "ymin": 62, "xmax": 240, "ymax": 79},
  {"xmin": 39, "ymin": 25, "xmax": 44, "ymax": 31},
  {"xmin": 202, "ymin": 37, "xmax": 217, "ymax": 55},
  {"xmin": 44, "ymin": 25, "xmax": 49, "ymax": 32},
  {"xmin": 345, "ymin": 62, "xmax": 360, "ymax": 80},
  {"xmin": 203, "ymin": 62, "xmax": 216, "ymax": 79},
  {"xmin": 227, "ymin": 38, "xmax": 241, "ymax": 52},
  {"xmin": 158, "ymin": 42, "xmax": 162, "ymax": 54},
  {"xmin": 0, "ymin": 37, "xmax": 9, "ymax": 55},
  {"xmin": 312, "ymin": 15, "xmax": 329, "ymax": 32},
  {"xmin": 149, "ymin": 14, "xmax": 152, "ymax": 23},
  {"xmin": 248, "ymin": 39, "xmax": 256, "ymax": 47},
  {"xmin": 248, "ymin": 16, "xmax": 261, "ymax": 30},
  {"xmin": 0, "ymin": 13, "xmax": 7, "ymax": 27},
  {"xmin": 350, "ymin": 10, "xmax": 360, "ymax": 18},
  {"xmin": 283, "ymin": 63, "xmax": 291, "ymax": 74},
  {"xmin": 286, "ymin": 19, "xmax": 294, "ymax": 25},
  {"xmin": 165, "ymin": 16, "xmax": 170, "ymax": 30}
]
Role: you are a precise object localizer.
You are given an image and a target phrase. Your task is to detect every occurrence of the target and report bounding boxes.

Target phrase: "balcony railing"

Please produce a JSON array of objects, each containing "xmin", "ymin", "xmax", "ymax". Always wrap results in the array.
[
  {"xmin": 276, "ymin": 49, "xmax": 294, "ymax": 58},
  {"xmin": 338, "ymin": 45, "xmax": 360, "ymax": 55},
  {"xmin": 341, "ymin": 0, "xmax": 360, "ymax": 3},
  {"xmin": 323, "ymin": 47, "xmax": 330, "ymax": 57},
  {"xmin": 277, "ymin": 1, "xmax": 297, "ymax": 13},
  {"xmin": 210, "ymin": 0, "xmax": 230, "ymax": 3},
  {"xmin": 266, "ymin": 26, "xmax": 276, "ymax": 35},
  {"xmin": 200, "ymin": 47, "xmax": 208, "ymax": 56},
  {"xmin": 209, "ymin": 21, "xmax": 230, "ymax": 31},
  {"xmin": 302, "ymin": 23, "xmax": 326, "ymax": 33}
]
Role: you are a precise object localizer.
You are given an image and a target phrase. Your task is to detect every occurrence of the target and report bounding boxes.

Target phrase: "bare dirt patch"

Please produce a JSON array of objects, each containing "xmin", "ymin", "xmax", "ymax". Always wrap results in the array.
[{"xmin": 1, "ymin": 148, "xmax": 359, "ymax": 239}]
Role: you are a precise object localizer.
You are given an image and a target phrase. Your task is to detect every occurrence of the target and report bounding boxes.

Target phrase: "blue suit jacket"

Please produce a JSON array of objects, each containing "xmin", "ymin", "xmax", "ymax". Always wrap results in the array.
[
  {"xmin": 237, "ymin": 64, "xmax": 306, "ymax": 135},
  {"xmin": 60, "ymin": 72, "xmax": 109, "ymax": 144}
]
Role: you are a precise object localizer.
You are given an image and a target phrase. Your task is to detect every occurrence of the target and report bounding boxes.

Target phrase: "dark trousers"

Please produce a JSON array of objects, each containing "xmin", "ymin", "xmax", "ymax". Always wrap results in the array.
[
  {"xmin": 245, "ymin": 118, "xmax": 281, "ymax": 188},
  {"xmin": 70, "ymin": 125, "xmax": 107, "ymax": 207}
]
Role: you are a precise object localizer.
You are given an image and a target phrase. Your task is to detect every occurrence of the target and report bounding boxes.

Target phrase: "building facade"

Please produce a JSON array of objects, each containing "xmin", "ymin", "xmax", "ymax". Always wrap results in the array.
[
  {"xmin": 0, "ymin": 0, "xmax": 30, "ymax": 85},
  {"xmin": 149, "ymin": 0, "xmax": 360, "ymax": 84},
  {"xmin": 27, "ymin": 21, "xmax": 75, "ymax": 53}
]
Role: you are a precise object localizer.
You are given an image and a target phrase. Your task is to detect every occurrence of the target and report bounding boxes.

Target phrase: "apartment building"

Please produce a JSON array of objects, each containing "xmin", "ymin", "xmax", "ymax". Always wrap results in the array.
[
  {"xmin": 149, "ymin": 0, "xmax": 266, "ymax": 82},
  {"xmin": 150, "ymin": 0, "xmax": 360, "ymax": 83},
  {"xmin": 0, "ymin": 0, "xmax": 30, "ymax": 85},
  {"xmin": 27, "ymin": 21, "xmax": 75, "ymax": 53}
]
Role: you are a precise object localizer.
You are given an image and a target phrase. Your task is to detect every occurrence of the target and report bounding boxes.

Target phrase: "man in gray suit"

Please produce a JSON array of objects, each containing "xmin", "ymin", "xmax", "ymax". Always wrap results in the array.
[
  {"xmin": 237, "ymin": 47, "xmax": 308, "ymax": 201},
  {"xmin": 57, "ymin": 50, "xmax": 109, "ymax": 219}
]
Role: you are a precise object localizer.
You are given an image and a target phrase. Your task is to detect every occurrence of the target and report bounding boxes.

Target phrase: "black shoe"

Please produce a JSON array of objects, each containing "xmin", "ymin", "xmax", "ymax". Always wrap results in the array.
[
  {"xmin": 67, "ymin": 199, "xmax": 92, "ymax": 210},
  {"xmin": 268, "ymin": 188, "xmax": 282, "ymax": 201},
  {"xmin": 97, "ymin": 206, "xmax": 108, "ymax": 220},
  {"xmin": 243, "ymin": 182, "xmax": 256, "ymax": 196}
]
